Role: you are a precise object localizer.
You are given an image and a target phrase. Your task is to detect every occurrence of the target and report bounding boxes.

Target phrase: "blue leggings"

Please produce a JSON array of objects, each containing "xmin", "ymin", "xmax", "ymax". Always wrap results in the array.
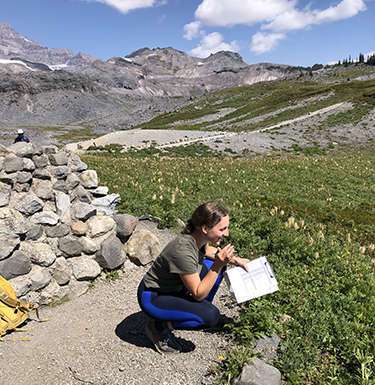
[{"xmin": 137, "ymin": 260, "xmax": 224, "ymax": 330}]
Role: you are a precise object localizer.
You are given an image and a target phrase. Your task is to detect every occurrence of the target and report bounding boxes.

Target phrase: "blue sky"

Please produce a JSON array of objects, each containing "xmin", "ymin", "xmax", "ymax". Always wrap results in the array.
[{"xmin": 1, "ymin": 0, "xmax": 374, "ymax": 67}]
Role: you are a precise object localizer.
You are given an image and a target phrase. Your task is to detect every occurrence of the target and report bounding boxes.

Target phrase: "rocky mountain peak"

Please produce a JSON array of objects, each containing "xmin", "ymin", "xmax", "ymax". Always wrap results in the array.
[{"xmin": 0, "ymin": 21, "xmax": 97, "ymax": 71}]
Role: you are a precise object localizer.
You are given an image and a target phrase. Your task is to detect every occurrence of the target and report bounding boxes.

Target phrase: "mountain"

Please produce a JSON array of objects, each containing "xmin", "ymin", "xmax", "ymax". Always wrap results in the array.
[
  {"xmin": 0, "ymin": 22, "xmax": 97, "ymax": 71},
  {"xmin": 0, "ymin": 21, "xmax": 303, "ymax": 147}
]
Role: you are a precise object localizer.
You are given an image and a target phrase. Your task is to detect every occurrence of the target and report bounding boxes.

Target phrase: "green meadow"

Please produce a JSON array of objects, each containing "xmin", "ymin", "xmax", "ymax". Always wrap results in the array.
[{"xmin": 82, "ymin": 149, "xmax": 375, "ymax": 384}]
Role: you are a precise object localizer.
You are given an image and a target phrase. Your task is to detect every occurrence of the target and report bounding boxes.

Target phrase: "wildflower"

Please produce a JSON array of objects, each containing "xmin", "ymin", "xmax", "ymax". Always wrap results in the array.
[
  {"xmin": 347, "ymin": 233, "xmax": 351, "ymax": 243},
  {"xmin": 152, "ymin": 194, "xmax": 156, "ymax": 200},
  {"xmin": 317, "ymin": 230, "xmax": 324, "ymax": 240},
  {"xmin": 171, "ymin": 193, "xmax": 175, "ymax": 204},
  {"xmin": 358, "ymin": 246, "xmax": 366, "ymax": 254}
]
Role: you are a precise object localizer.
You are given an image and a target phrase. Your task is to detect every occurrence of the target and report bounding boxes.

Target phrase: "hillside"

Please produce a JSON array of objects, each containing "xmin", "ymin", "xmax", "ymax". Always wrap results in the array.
[{"xmin": 1, "ymin": 20, "xmax": 375, "ymax": 155}]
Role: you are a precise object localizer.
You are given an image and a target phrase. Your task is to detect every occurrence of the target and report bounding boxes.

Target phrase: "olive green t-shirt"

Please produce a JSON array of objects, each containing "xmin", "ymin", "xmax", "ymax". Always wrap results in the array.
[{"xmin": 143, "ymin": 233, "xmax": 206, "ymax": 293}]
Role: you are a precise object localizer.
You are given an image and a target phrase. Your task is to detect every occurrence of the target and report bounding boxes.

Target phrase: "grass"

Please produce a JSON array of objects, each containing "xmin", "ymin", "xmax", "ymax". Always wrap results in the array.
[
  {"xmin": 82, "ymin": 146, "xmax": 375, "ymax": 384},
  {"xmin": 136, "ymin": 71, "xmax": 375, "ymax": 134}
]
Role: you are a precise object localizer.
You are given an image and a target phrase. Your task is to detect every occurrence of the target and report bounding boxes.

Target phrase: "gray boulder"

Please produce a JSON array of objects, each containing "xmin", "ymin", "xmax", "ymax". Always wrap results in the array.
[
  {"xmin": 26, "ymin": 225, "xmax": 44, "ymax": 241},
  {"xmin": 91, "ymin": 193, "xmax": 121, "ymax": 215},
  {"xmin": 58, "ymin": 236, "xmax": 84, "ymax": 257},
  {"xmin": 28, "ymin": 265, "xmax": 52, "ymax": 292},
  {"xmin": 0, "ymin": 250, "xmax": 32, "ymax": 279},
  {"xmin": 48, "ymin": 152, "xmax": 68, "ymax": 166},
  {"xmin": 0, "ymin": 231, "xmax": 20, "ymax": 260},
  {"xmin": 69, "ymin": 256, "xmax": 101, "ymax": 280},
  {"xmin": 32, "ymin": 154, "xmax": 49, "ymax": 168},
  {"xmin": 20, "ymin": 242, "xmax": 57, "ymax": 267},
  {"xmin": 95, "ymin": 234, "xmax": 125, "ymax": 269},
  {"xmin": 2, "ymin": 155, "xmax": 24, "ymax": 172},
  {"xmin": 49, "ymin": 256, "xmax": 72, "ymax": 285},
  {"xmin": 30, "ymin": 210, "xmax": 59, "ymax": 225},
  {"xmin": 233, "ymin": 358, "xmax": 281, "ymax": 385},
  {"xmin": 80, "ymin": 170, "xmax": 98, "ymax": 188},
  {"xmin": 114, "ymin": 213, "xmax": 138, "ymax": 241},
  {"xmin": 15, "ymin": 194, "xmax": 44, "ymax": 216},
  {"xmin": 45, "ymin": 223, "xmax": 70, "ymax": 238},
  {"xmin": 125, "ymin": 229, "xmax": 160, "ymax": 266},
  {"xmin": 73, "ymin": 202, "xmax": 97, "ymax": 221}
]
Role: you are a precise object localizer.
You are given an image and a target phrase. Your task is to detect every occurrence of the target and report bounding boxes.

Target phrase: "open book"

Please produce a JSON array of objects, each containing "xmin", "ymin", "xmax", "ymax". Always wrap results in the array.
[{"xmin": 224, "ymin": 256, "xmax": 279, "ymax": 303}]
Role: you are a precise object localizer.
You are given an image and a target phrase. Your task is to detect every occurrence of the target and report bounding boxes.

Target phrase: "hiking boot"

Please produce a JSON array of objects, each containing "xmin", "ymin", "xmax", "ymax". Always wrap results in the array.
[
  {"xmin": 145, "ymin": 320, "xmax": 180, "ymax": 355},
  {"xmin": 203, "ymin": 314, "xmax": 231, "ymax": 332}
]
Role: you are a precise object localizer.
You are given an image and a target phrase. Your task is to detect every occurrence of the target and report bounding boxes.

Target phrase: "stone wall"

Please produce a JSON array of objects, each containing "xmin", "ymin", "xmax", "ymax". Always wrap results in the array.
[{"xmin": 0, "ymin": 142, "xmax": 160, "ymax": 306}]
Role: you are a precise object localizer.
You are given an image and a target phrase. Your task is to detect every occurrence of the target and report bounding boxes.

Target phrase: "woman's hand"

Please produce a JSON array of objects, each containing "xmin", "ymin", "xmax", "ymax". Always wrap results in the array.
[
  {"xmin": 230, "ymin": 256, "xmax": 250, "ymax": 272},
  {"xmin": 214, "ymin": 244, "xmax": 236, "ymax": 266}
]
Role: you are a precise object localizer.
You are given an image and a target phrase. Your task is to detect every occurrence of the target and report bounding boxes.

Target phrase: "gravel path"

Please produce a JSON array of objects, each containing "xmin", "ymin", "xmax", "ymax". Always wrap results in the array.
[{"xmin": 0, "ymin": 221, "xmax": 242, "ymax": 385}]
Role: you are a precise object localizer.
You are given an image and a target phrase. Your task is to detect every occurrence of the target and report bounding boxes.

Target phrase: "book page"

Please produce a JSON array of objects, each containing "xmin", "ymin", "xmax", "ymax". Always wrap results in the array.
[{"xmin": 224, "ymin": 256, "xmax": 279, "ymax": 303}]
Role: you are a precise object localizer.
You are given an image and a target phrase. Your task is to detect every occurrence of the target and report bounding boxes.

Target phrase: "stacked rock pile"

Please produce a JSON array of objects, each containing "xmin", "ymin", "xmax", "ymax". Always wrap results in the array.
[{"xmin": 0, "ymin": 142, "xmax": 161, "ymax": 306}]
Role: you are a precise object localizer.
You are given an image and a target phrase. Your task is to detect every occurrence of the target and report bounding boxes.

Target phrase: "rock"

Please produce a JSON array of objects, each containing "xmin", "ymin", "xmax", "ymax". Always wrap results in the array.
[
  {"xmin": 254, "ymin": 334, "xmax": 281, "ymax": 362},
  {"xmin": 2, "ymin": 155, "xmax": 24, "ymax": 172},
  {"xmin": 38, "ymin": 278, "xmax": 64, "ymax": 305},
  {"xmin": 32, "ymin": 179, "xmax": 54, "ymax": 200},
  {"xmin": 49, "ymin": 256, "xmax": 71, "ymax": 285},
  {"xmin": 73, "ymin": 202, "xmax": 97, "ymax": 221},
  {"xmin": 26, "ymin": 225, "xmax": 44, "ymax": 241},
  {"xmin": 0, "ymin": 189, "xmax": 11, "ymax": 207},
  {"xmin": 233, "ymin": 358, "xmax": 281, "ymax": 385},
  {"xmin": 28, "ymin": 264, "xmax": 52, "ymax": 292},
  {"xmin": 15, "ymin": 194, "xmax": 44, "ymax": 216},
  {"xmin": 92, "ymin": 186, "xmax": 108, "ymax": 196},
  {"xmin": 91, "ymin": 193, "xmax": 121, "ymax": 215},
  {"xmin": 69, "ymin": 256, "xmax": 101, "ymax": 280},
  {"xmin": 63, "ymin": 277, "xmax": 90, "ymax": 300},
  {"xmin": 80, "ymin": 170, "xmax": 98, "ymax": 188},
  {"xmin": 8, "ymin": 275, "xmax": 31, "ymax": 297},
  {"xmin": 70, "ymin": 220, "xmax": 88, "ymax": 236},
  {"xmin": 22, "ymin": 158, "xmax": 35, "ymax": 172},
  {"xmin": 58, "ymin": 236, "xmax": 84, "ymax": 257},
  {"xmin": 33, "ymin": 168, "xmax": 52, "ymax": 180},
  {"xmin": 65, "ymin": 173, "xmax": 80, "ymax": 190},
  {"xmin": 113, "ymin": 213, "xmax": 138, "ymax": 241},
  {"xmin": 71, "ymin": 184, "xmax": 91, "ymax": 203},
  {"xmin": 0, "ymin": 207, "xmax": 28, "ymax": 234},
  {"xmin": 125, "ymin": 229, "xmax": 160, "ymax": 266},
  {"xmin": 55, "ymin": 191, "xmax": 71, "ymax": 224},
  {"xmin": 32, "ymin": 154, "xmax": 49, "ymax": 168},
  {"xmin": 48, "ymin": 152, "xmax": 68, "ymax": 166},
  {"xmin": 20, "ymin": 241, "xmax": 57, "ymax": 267},
  {"xmin": 30, "ymin": 210, "xmax": 60, "ymax": 225},
  {"xmin": 43, "ymin": 145, "xmax": 58, "ymax": 155},
  {"xmin": 49, "ymin": 165, "xmax": 69, "ymax": 180},
  {"xmin": 68, "ymin": 154, "xmax": 87, "ymax": 172},
  {"xmin": 79, "ymin": 236, "xmax": 98, "ymax": 255},
  {"xmin": 17, "ymin": 171, "xmax": 32, "ymax": 184},
  {"xmin": 45, "ymin": 223, "xmax": 70, "ymax": 238},
  {"xmin": 53, "ymin": 180, "xmax": 69, "ymax": 193},
  {"xmin": 87, "ymin": 215, "xmax": 116, "ymax": 238},
  {"xmin": 0, "ymin": 250, "xmax": 32, "ymax": 279},
  {"xmin": 95, "ymin": 234, "xmax": 125, "ymax": 269},
  {"xmin": 0, "ymin": 231, "xmax": 20, "ymax": 261},
  {"xmin": 8, "ymin": 142, "xmax": 35, "ymax": 158}
]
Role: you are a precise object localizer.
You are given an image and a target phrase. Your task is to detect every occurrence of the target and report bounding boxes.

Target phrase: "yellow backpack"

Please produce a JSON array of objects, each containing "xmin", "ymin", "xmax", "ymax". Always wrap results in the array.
[{"xmin": 0, "ymin": 275, "xmax": 40, "ymax": 341}]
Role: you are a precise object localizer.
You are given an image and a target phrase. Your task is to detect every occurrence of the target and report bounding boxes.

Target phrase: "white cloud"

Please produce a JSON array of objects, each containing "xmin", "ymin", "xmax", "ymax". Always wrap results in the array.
[
  {"xmin": 189, "ymin": 32, "xmax": 239, "ymax": 58},
  {"xmin": 263, "ymin": 0, "xmax": 367, "ymax": 32},
  {"xmin": 195, "ymin": 0, "xmax": 297, "ymax": 27},
  {"xmin": 183, "ymin": 21, "xmax": 204, "ymax": 40},
  {"xmin": 80, "ymin": 0, "xmax": 166, "ymax": 14},
  {"xmin": 191, "ymin": 0, "xmax": 367, "ymax": 55},
  {"xmin": 250, "ymin": 32, "xmax": 286, "ymax": 55}
]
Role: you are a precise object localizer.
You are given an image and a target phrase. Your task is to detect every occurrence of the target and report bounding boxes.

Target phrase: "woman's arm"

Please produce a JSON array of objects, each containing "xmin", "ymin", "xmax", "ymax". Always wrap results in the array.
[{"xmin": 180, "ymin": 244, "xmax": 235, "ymax": 301}]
